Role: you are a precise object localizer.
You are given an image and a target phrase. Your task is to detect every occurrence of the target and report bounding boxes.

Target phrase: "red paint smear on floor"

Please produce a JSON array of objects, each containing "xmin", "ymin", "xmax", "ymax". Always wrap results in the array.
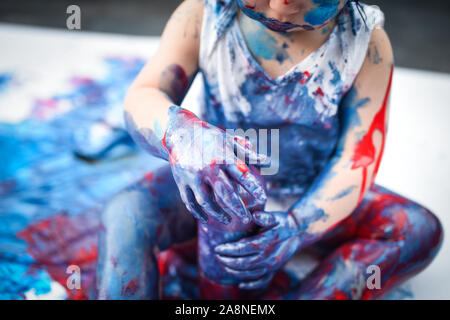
[{"xmin": 17, "ymin": 213, "xmax": 100, "ymax": 300}]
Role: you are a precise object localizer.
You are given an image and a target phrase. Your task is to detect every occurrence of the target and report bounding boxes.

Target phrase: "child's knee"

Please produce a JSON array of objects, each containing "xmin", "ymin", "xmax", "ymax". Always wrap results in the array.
[
  {"xmin": 100, "ymin": 189, "xmax": 162, "ymax": 245},
  {"xmin": 409, "ymin": 205, "xmax": 443, "ymax": 257},
  {"xmin": 387, "ymin": 201, "xmax": 443, "ymax": 266}
]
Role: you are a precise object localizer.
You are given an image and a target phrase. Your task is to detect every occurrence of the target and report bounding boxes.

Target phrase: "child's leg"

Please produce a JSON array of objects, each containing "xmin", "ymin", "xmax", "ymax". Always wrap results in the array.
[
  {"xmin": 289, "ymin": 184, "xmax": 443, "ymax": 300},
  {"xmin": 96, "ymin": 165, "xmax": 196, "ymax": 299}
]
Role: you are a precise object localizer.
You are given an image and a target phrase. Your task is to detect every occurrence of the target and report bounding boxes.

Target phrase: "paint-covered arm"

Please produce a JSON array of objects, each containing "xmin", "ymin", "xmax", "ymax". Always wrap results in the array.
[
  {"xmin": 288, "ymin": 28, "xmax": 394, "ymax": 249},
  {"xmin": 124, "ymin": 0, "xmax": 268, "ymax": 225},
  {"xmin": 215, "ymin": 29, "xmax": 394, "ymax": 287},
  {"xmin": 124, "ymin": 0, "xmax": 203, "ymax": 160}
]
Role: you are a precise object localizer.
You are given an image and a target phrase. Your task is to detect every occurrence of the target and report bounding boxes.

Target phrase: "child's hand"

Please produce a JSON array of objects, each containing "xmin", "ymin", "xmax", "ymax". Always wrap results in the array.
[
  {"xmin": 214, "ymin": 211, "xmax": 300, "ymax": 290},
  {"xmin": 164, "ymin": 106, "xmax": 267, "ymax": 225}
]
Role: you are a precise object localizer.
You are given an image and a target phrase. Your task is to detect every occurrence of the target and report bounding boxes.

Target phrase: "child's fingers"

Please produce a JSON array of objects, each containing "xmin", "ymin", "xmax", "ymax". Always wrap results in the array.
[
  {"xmin": 252, "ymin": 211, "xmax": 278, "ymax": 228},
  {"xmin": 190, "ymin": 184, "xmax": 231, "ymax": 225},
  {"xmin": 214, "ymin": 229, "xmax": 276, "ymax": 257},
  {"xmin": 239, "ymin": 273, "xmax": 273, "ymax": 290},
  {"xmin": 231, "ymin": 136, "xmax": 267, "ymax": 165},
  {"xmin": 183, "ymin": 187, "xmax": 208, "ymax": 224},
  {"xmin": 214, "ymin": 235, "xmax": 262, "ymax": 256},
  {"xmin": 208, "ymin": 171, "xmax": 251, "ymax": 224},
  {"xmin": 215, "ymin": 252, "xmax": 264, "ymax": 270},
  {"xmin": 223, "ymin": 266, "xmax": 268, "ymax": 280},
  {"xmin": 226, "ymin": 164, "xmax": 267, "ymax": 205}
]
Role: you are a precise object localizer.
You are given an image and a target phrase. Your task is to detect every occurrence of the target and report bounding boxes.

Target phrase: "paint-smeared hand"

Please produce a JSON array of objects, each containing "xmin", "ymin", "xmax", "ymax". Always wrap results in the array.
[
  {"xmin": 214, "ymin": 211, "xmax": 300, "ymax": 289},
  {"xmin": 164, "ymin": 106, "xmax": 267, "ymax": 225}
]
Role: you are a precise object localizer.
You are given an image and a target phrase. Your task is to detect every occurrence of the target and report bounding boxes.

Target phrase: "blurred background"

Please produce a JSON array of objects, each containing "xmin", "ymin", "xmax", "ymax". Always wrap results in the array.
[{"xmin": 0, "ymin": 0, "xmax": 449, "ymax": 73}]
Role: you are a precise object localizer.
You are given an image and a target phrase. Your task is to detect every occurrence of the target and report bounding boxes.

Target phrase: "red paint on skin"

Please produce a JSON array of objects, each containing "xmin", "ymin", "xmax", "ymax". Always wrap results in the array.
[
  {"xmin": 179, "ymin": 109, "xmax": 198, "ymax": 120},
  {"xmin": 166, "ymin": 65, "xmax": 189, "ymax": 105},
  {"xmin": 144, "ymin": 172, "xmax": 154, "ymax": 182},
  {"xmin": 121, "ymin": 279, "xmax": 139, "ymax": 297},
  {"xmin": 157, "ymin": 250, "xmax": 170, "ymax": 277},
  {"xmin": 340, "ymin": 245, "xmax": 353, "ymax": 261},
  {"xmin": 244, "ymin": 2, "xmax": 256, "ymax": 10},
  {"xmin": 356, "ymin": 190, "xmax": 409, "ymax": 240},
  {"xmin": 361, "ymin": 290, "xmax": 373, "ymax": 300},
  {"xmin": 234, "ymin": 136, "xmax": 250, "ymax": 148},
  {"xmin": 351, "ymin": 66, "xmax": 393, "ymax": 204},
  {"xmin": 236, "ymin": 159, "xmax": 249, "ymax": 174},
  {"xmin": 210, "ymin": 158, "xmax": 217, "ymax": 168},
  {"xmin": 391, "ymin": 210, "xmax": 408, "ymax": 238},
  {"xmin": 333, "ymin": 289, "xmax": 349, "ymax": 300},
  {"xmin": 162, "ymin": 131, "xmax": 167, "ymax": 148}
]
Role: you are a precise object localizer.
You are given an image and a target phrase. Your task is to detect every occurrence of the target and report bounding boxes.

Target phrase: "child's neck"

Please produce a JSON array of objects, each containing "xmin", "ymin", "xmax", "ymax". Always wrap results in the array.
[{"xmin": 238, "ymin": 10, "xmax": 337, "ymax": 78}]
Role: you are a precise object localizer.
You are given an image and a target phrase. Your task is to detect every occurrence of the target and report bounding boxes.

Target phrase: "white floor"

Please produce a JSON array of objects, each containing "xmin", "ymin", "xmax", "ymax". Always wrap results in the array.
[{"xmin": 1, "ymin": 23, "xmax": 449, "ymax": 299}]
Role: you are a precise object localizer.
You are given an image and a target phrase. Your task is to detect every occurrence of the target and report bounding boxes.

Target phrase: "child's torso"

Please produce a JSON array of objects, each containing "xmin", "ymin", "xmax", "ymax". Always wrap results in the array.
[{"xmin": 195, "ymin": 0, "xmax": 384, "ymax": 197}]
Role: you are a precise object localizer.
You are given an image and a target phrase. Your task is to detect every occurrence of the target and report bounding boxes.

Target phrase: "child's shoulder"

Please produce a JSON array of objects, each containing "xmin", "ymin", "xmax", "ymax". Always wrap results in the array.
[{"xmin": 341, "ymin": 2, "xmax": 385, "ymax": 36}]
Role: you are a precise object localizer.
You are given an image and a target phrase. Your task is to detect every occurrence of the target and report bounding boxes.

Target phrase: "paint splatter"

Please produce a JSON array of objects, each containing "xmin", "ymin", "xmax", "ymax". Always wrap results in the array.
[{"xmin": 305, "ymin": 0, "xmax": 341, "ymax": 26}]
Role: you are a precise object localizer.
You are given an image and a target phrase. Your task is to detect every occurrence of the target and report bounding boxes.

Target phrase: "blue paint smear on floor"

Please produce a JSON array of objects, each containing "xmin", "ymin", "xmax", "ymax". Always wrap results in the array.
[{"xmin": 0, "ymin": 57, "xmax": 164, "ymax": 299}]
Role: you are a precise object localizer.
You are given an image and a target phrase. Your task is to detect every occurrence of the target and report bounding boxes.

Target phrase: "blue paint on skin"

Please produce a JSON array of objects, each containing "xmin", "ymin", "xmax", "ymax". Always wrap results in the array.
[
  {"xmin": 276, "ymin": 43, "xmax": 291, "ymax": 64},
  {"xmin": 124, "ymin": 111, "xmax": 169, "ymax": 160},
  {"xmin": 159, "ymin": 64, "xmax": 195, "ymax": 105},
  {"xmin": 327, "ymin": 185, "xmax": 357, "ymax": 201},
  {"xmin": 338, "ymin": 86, "xmax": 370, "ymax": 148},
  {"xmin": 97, "ymin": 165, "xmax": 197, "ymax": 299},
  {"xmin": 240, "ymin": 14, "xmax": 291, "ymax": 64},
  {"xmin": 213, "ymin": 201, "xmax": 330, "ymax": 291},
  {"xmin": 153, "ymin": 119, "xmax": 164, "ymax": 140},
  {"xmin": 305, "ymin": 0, "xmax": 341, "ymax": 26},
  {"xmin": 164, "ymin": 106, "xmax": 267, "ymax": 224},
  {"xmin": 287, "ymin": 185, "xmax": 443, "ymax": 300},
  {"xmin": 240, "ymin": 14, "xmax": 278, "ymax": 60},
  {"xmin": 125, "ymin": 64, "xmax": 198, "ymax": 161}
]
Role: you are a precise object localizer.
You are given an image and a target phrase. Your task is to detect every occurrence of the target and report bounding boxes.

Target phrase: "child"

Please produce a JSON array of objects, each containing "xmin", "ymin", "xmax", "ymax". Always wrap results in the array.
[{"xmin": 96, "ymin": 0, "xmax": 443, "ymax": 299}]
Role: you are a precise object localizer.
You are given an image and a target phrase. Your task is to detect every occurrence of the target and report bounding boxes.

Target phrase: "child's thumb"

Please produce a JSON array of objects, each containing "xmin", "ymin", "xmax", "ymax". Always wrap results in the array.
[{"xmin": 252, "ymin": 211, "xmax": 277, "ymax": 228}]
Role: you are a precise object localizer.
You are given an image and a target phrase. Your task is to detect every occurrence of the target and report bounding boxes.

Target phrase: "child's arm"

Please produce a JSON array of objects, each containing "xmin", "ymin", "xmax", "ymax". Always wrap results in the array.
[
  {"xmin": 124, "ymin": 0, "xmax": 203, "ymax": 159},
  {"xmin": 125, "ymin": 0, "xmax": 266, "ymax": 225},
  {"xmin": 288, "ymin": 28, "xmax": 394, "ymax": 246},
  {"xmin": 215, "ymin": 28, "xmax": 394, "ymax": 289}
]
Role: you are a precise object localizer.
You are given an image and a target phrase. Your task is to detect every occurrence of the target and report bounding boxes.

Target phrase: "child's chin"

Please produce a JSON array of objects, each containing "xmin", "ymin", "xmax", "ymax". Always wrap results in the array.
[{"xmin": 263, "ymin": 20, "xmax": 315, "ymax": 33}]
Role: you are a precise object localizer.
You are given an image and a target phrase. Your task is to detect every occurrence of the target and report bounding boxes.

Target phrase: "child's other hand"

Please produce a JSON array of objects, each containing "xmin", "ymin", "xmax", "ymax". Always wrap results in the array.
[
  {"xmin": 164, "ymin": 106, "xmax": 267, "ymax": 225},
  {"xmin": 214, "ymin": 211, "xmax": 300, "ymax": 289}
]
